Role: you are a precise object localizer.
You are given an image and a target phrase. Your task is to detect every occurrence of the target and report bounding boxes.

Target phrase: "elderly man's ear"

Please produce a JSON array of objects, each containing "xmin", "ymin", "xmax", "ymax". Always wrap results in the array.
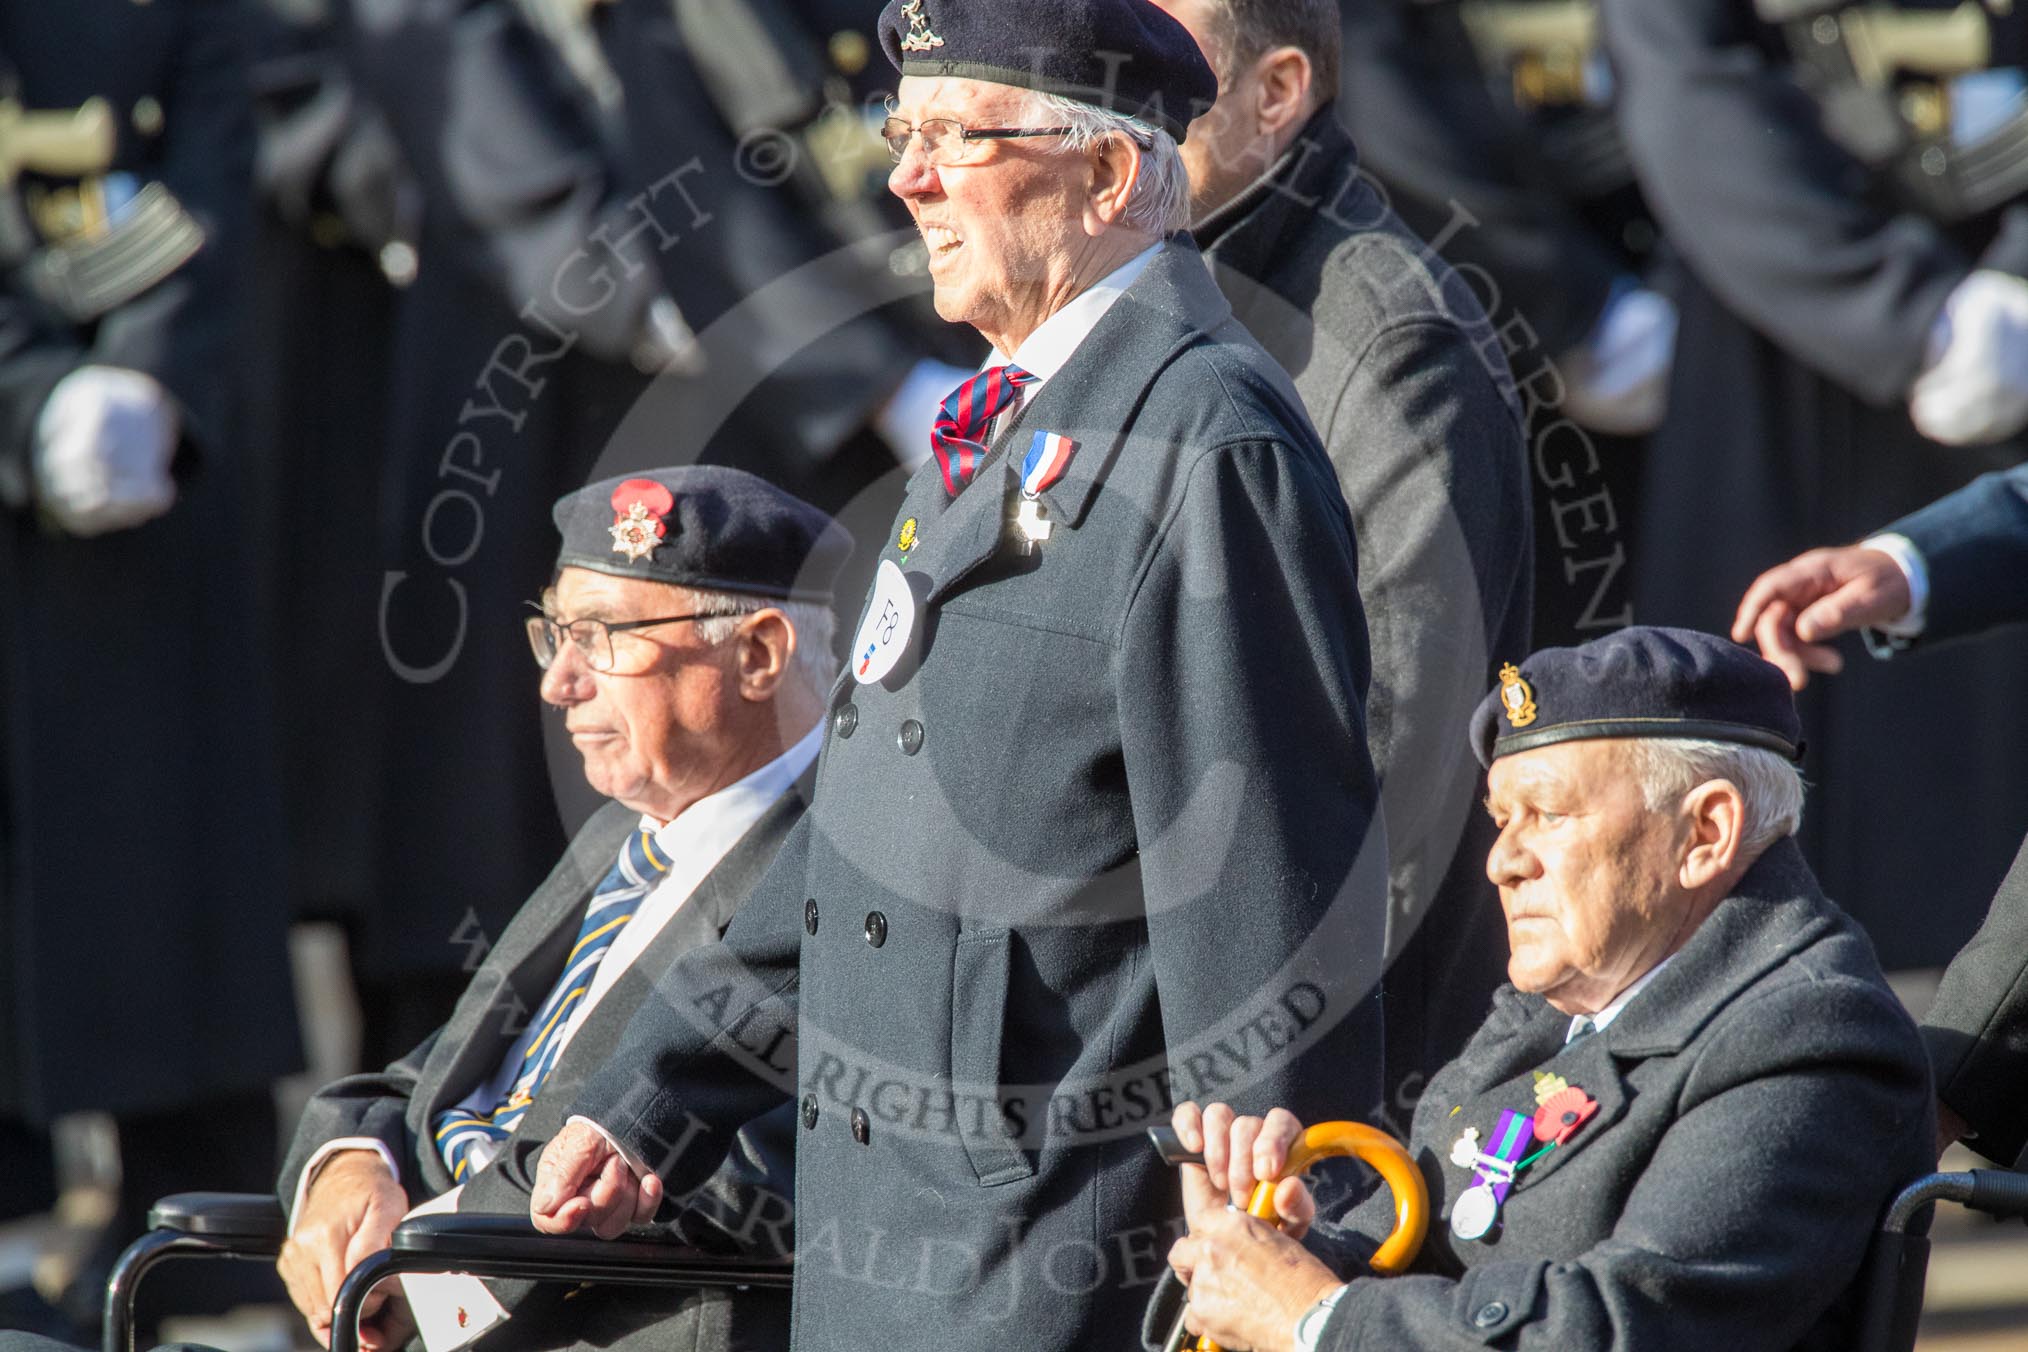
[
  {"xmin": 1081, "ymin": 137, "xmax": 1143, "ymax": 234},
  {"xmin": 1678, "ymin": 779, "xmax": 1748, "ymax": 891},
  {"xmin": 734, "ymin": 610, "xmax": 797, "ymax": 702}
]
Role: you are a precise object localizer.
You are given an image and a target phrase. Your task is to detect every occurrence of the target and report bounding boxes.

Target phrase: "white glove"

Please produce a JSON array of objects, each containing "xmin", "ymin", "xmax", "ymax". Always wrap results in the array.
[
  {"xmin": 1557, "ymin": 282, "xmax": 1677, "ymax": 437},
  {"xmin": 32, "ymin": 365, "xmax": 180, "ymax": 535},
  {"xmin": 1909, "ymin": 268, "xmax": 2028, "ymax": 446}
]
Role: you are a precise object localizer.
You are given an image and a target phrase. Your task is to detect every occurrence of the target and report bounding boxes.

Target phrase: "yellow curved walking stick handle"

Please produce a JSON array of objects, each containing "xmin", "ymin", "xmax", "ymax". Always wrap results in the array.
[{"xmin": 1196, "ymin": 1120, "xmax": 1428, "ymax": 1352}]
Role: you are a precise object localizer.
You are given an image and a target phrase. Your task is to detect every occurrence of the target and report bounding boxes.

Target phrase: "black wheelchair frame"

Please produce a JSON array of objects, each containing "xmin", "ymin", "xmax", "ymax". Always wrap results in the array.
[
  {"xmin": 105, "ymin": 1168, "xmax": 2028, "ymax": 1352},
  {"xmin": 102, "ymin": 1194, "xmax": 791, "ymax": 1352}
]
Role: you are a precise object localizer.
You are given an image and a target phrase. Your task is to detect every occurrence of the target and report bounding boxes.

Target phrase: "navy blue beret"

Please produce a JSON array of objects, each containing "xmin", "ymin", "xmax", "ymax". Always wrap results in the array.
[
  {"xmin": 551, "ymin": 467, "xmax": 853, "ymax": 603},
  {"xmin": 1469, "ymin": 626, "xmax": 1804, "ymax": 769},
  {"xmin": 877, "ymin": 0, "xmax": 1216, "ymax": 145}
]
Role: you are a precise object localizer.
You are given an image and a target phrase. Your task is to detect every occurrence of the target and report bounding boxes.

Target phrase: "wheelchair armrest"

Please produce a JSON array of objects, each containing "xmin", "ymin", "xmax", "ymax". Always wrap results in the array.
[
  {"xmin": 1883, "ymin": 1168, "xmax": 2028, "ymax": 1234},
  {"xmin": 388, "ymin": 1213, "xmax": 794, "ymax": 1284},
  {"xmin": 144, "ymin": 1192, "xmax": 288, "ymax": 1242},
  {"xmin": 330, "ymin": 1213, "xmax": 794, "ymax": 1352}
]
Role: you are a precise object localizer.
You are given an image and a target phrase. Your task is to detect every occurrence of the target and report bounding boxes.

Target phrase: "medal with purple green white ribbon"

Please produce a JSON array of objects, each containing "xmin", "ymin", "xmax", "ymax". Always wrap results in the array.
[{"xmin": 1449, "ymin": 1108, "xmax": 1534, "ymax": 1241}]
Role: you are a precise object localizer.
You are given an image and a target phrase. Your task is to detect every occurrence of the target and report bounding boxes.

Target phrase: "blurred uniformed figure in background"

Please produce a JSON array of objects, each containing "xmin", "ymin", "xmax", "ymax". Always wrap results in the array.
[
  {"xmin": 1603, "ymin": 0, "xmax": 2028, "ymax": 973},
  {"xmin": 1337, "ymin": 0, "xmax": 1675, "ymax": 644},
  {"xmin": 291, "ymin": 0, "xmax": 960, "ymax": 1066},
  {"xmin": 0, "ymin": 0, "xmax": 299, "ymax": 1334}
]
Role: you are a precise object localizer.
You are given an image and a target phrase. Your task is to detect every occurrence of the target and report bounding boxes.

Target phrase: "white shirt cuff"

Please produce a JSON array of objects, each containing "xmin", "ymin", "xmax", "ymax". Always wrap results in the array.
[
  {"xmin": 1292, "ymin": 1282, "xmax": 1351, "ymax": 1352},
  {"xmin": 399, "ymin": 1187, "xmax": 511, "ymax": 1352},
  {"xmin": 566, "ymin": 1114, "xmax": 655, "ymax": 1183},
  {"xmin": 1860, "ymin": 533, "xmax": 1930, "ymax": 637},
  {"xmin": 289, "ymin": 1139, "xmax": 403, "ymax": 1235}
]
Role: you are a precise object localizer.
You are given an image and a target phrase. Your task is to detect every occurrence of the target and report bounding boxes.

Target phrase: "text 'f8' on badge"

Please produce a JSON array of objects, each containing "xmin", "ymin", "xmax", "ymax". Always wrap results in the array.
[{"xmin": 852, "ymin": 558, "xmax": 916, "ymax": 685}]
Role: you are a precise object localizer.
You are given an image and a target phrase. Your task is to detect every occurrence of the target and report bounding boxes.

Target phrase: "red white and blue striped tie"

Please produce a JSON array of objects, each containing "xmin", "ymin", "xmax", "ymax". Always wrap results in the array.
[{"xmin": 932, "ymin": 363, "xmax": 1035, "ymax": 497}]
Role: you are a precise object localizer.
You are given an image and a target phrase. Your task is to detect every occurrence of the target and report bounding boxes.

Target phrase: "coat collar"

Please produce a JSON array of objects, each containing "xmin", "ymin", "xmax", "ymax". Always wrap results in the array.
[
  {"xmin": 1192, "ymin": 104, "xmax": 1363, "ymax": 280},
  {"xmin": 1431, "ymin": 840, "xmax": 1837, "ymax": 1196},
  {"xmin": 901, "ymin": 236, "xmax": 1235, "ymax": 604}
]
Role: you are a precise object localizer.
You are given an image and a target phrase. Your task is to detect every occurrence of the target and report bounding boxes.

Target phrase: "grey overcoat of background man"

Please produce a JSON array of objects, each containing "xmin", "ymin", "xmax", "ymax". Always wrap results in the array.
[
  {"xmin": 1161, "ymin": 0, "xmax": 1532, "ymax": 1115},
  {"xmin": 532, "ymin": 2, "xmax": 1390, "ymax": 1348}
]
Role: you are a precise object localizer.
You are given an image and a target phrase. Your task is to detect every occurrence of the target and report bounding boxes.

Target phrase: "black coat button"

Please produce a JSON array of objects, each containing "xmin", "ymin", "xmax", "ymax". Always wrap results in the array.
[
  {"xmin": 864, "ymin": 911, "xmax": 887, "ymax": 947},
  {"xmin": 897, "ymin": 719, "xmax": 924, "ymax": 755},
  {"xmin": 1471, "ymin": 1301, "xmax": 1508, "ymax": 1329},
  {"xmin": 850, "ymin": 1107, "xmax": 870, "ymax": 1144},
  {"xmin": 834, "ymin": 703, "xmax": 858, "ymax": 738},
  {"xmin": 801, "ymin": 1094, "xmax": 819, "ymax": 1130},
  {"xmin": 804, "ymin": 898, "xmax": 819, "ymax": 935}
]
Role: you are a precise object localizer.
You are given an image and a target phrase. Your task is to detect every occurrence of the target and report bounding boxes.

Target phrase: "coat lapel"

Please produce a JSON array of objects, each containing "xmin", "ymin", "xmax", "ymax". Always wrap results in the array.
[
  {"xmin": 908, "ymin": 238, "xmax": 1236, "ymax": 605},
  {"xmin": 409, "ymin": 802, "xmax": 638, "ymax": 1191}
]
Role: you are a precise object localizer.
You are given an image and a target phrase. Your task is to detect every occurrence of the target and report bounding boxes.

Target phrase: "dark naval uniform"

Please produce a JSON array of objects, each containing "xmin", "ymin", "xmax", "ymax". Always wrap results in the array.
[
  {"xmin": 1604, "ymin": 0, "xmax": 2028, "ymax": 968},
  {"xmin": 0, "ymin": 0, "xmax": 299, "ymax": 1138},
  {"xmin": 569, "ymin": 240, "xmax": 1390, "ymax": 1351}
]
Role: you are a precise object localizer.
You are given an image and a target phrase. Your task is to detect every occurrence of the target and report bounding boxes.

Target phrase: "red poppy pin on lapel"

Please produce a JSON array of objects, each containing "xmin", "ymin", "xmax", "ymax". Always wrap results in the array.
[{"xmin": 1533, "ymin": 1086, "xmax": 1599, "ymax": 1146}]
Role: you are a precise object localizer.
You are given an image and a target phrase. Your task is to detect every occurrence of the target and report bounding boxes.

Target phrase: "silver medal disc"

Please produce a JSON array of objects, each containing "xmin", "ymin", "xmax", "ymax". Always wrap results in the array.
[{"xmin": 1449, "ymin": 1182, "xmax": 1500, "ymax": 1241}]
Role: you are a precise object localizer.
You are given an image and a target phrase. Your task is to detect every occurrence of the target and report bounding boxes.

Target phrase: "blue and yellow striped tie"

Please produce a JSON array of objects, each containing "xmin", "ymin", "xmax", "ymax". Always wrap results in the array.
[{"xmin": 432, "ymin": 827, "xmax": 671, "ymax": 1181}]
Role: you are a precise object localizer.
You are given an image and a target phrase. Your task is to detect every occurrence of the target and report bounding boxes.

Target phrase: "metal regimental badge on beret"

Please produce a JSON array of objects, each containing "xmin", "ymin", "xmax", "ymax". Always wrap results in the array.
[
  {"xmin": 608, "ymin": 478, "xmax": 675, "ymax": 562},
  {"xmin": 899, "ymin": 0, "xmax": 943, "ymax": 51},
  {"xmin": 1499, "ymin": 662, "xmax": 1538, "ymax": 728}
]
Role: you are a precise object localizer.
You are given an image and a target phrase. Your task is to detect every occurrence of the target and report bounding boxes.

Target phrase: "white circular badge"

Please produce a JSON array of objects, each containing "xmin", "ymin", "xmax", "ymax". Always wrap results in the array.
[
  {"xmin": 1448, "ymin": 1183, "xmax": 1500, "ymax": 1242},
  {"xmin": 850, "ymin": 558, "xmax": 916, "ymax": 686}
]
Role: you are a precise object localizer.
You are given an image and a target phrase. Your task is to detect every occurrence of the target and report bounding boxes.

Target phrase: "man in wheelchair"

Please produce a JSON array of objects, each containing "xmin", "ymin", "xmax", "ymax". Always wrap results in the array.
[
  {"xmin": 1151, "ymin": 627, "xmax": 1935, "ymax": 1351},
  {"xmin": 272, "ymin": 467, "xmax": 844, "ymax": 1352}
]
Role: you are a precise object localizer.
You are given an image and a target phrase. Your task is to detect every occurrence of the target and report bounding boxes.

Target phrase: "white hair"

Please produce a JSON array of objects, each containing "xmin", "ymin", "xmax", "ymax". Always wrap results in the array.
[
  {"xmin": 1023, "ymin": 90, "xmax": 1192, "ymax": 234},
  {"xmin": 1626, "ymin": 738, "xmax": 1807, "ymax": 857},
  {"xmin": 688, "ymin": 590, "xmax": 840, "ymax": 698}
]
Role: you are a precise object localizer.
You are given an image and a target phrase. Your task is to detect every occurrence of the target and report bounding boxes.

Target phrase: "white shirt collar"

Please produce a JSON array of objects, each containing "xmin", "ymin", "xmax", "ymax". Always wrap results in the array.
[
  {"xmin": 639, "ymin": 719, "xmax": 822, "ymax": 845},
  {"xmin": 985, "ymin": 240, "xmax": 1163, "ymax": 382},
  {"xmin": 1567, "ymin": 954, "xmax": 1674, "ymax": 1043}
]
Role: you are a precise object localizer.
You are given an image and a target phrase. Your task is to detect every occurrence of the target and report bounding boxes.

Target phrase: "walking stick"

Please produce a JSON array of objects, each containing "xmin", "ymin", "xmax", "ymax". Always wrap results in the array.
[{"xmin": 1149, "ymin": 1119, "xmax": 1429, "ymax": 1352}]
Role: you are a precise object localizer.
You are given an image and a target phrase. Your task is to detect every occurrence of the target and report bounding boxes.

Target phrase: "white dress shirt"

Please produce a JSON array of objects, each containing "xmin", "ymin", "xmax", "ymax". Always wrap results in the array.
[{"xmin": 292, "ymin": 724, "xmax": 822, "ymax": 1351}]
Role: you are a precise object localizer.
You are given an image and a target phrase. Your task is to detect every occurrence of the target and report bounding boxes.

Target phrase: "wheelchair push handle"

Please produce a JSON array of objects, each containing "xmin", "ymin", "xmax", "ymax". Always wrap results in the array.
[{"xmin": 1149, "ymin": 1118, "xmax": 1430, "ymax": 1352}]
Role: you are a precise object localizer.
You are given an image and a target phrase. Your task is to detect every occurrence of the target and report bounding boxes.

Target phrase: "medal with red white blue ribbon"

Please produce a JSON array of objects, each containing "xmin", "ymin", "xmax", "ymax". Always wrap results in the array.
[{"xmin": 1012, "ymin": 431, "xmax": 1077, "ymax": 555}]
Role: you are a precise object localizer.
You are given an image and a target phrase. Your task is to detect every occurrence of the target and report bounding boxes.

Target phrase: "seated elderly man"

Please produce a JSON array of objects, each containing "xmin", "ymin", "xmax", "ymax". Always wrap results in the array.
[
  {"xmin": 1152, "ymin": 627, "xmax": 1933, "ymax": 1352},
  {"xmin": 275, "ymin": 466, "xmax": 847, "ymax": 1352}
]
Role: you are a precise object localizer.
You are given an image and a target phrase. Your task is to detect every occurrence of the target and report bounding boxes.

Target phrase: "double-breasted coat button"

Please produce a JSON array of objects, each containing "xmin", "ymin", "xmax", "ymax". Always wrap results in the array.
[
  {"xmin": 1471, "ymin": 1302, "xmax": 1508, "ymax": 1329},
  {"xmin": 804, "ymin": 899, "xmax": 819, "ymax": 935},
  {"xmin": 897, "ymin": 719, "xmax": 924, "ymax": 755},
  {"xmin": 850, "ymin": 1107, "xmax": 870, "ymax": 1144},
  {"xmin": 834, "ymin": 703, "xmax": 858, "ymax": 738},
  {"xmin": 864, "ymin": 911, "xmax": 887, "ymax": 947},
  {"xmin": 801, "ymin": 1095, "xmax": 819, "ymax": 1130}
]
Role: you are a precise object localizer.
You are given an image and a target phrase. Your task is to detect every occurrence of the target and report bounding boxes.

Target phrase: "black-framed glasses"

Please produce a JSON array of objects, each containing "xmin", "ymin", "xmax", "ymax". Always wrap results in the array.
[
  {"xmin": 880, "ymin": 116, "xmax": 1074, "ymax": 166},
  {"xmin": 525, "ymin": 606, "xmax": 737, "ymax": 673}
]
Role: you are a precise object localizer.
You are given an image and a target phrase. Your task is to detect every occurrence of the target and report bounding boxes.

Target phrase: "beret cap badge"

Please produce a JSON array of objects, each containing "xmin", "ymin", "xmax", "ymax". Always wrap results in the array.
[
  {"xmin": 608, "ymin": 478, "xmax": 676, "ymax": 563},
  {"xmin": 899, "ymin": 0, "xmax": 943, "ymax": 52},
  {"xmin": 1499, "ymin": 662, "xmax": 1538, "ymax": 728}
]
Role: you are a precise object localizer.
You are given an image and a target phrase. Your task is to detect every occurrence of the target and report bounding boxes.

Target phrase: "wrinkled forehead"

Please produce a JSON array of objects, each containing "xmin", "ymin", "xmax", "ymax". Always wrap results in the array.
[
  {"xmin": 893, "ymin": 74, "xmax": 1035, "ymax": 122},
  {"xmin": 1486, "ymin": 739, "xmax": 1632, "ymax": 805}
]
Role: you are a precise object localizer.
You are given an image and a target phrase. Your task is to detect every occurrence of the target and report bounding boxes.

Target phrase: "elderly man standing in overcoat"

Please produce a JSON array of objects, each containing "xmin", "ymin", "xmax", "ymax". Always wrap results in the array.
[{"xmin": 528, "ymin": 1, "xmax": 1390, "ymax": 1348}]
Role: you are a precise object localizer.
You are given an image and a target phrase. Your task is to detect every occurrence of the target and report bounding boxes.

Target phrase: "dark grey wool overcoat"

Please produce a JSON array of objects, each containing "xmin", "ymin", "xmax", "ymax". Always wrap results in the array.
[
  {"xmin": 1253, "ymin": 839, "xmax": 1934, "ymax": 1351},
  {"xmin": 567, "ymin": 238, "xmax": 1392, "ymax": 1351}
]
